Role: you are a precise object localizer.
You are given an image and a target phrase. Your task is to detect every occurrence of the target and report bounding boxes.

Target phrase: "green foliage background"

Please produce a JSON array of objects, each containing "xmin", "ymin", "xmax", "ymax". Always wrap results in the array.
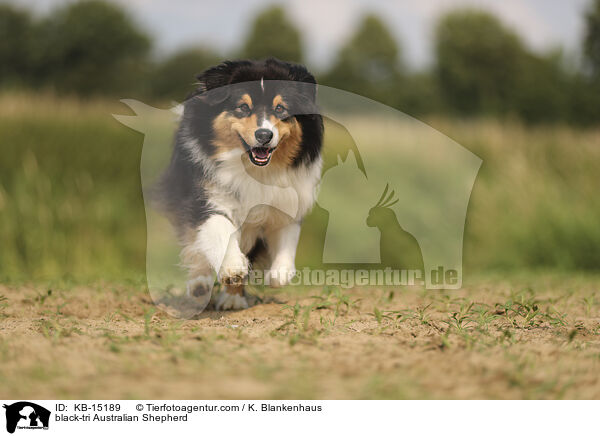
[
  {"xmin": 0, "ymin": 1, "xmax": 599, "ymax": 283},
  {"xmin": 1, "ymin": 1, "xmax": 599, "ymax": 123},
  {"xmin": 0, "ymin": 95, "xmax": 599, "ymax": 283}
]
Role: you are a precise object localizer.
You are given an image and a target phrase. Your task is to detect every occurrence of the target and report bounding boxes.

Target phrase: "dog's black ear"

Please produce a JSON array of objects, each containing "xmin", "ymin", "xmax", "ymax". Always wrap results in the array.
[
  {"xmin": 195, "ymin": 62, "xmax": 234, "ymax": 92},
  {"xmin": 196, "ymin": 86, "xmax": 229, "ymax": 105},
  {"xmin": 193, "ymin": 60, "xmax": 251, "ymax": 105},
  {"xmin": 287, "ymin": 64, "xmax": 318, "ymax": 102},
  {"xmin": 286, "ymin": 64, "xmax": 317, "ymax": 85}
]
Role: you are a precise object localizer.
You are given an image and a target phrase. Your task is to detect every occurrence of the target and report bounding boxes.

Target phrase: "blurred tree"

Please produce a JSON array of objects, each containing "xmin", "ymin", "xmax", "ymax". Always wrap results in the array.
[
  {"xmin": 395, "ymin": 73, "xmax": 443, "ymax": 116},
  {"xmin": 584, "ymin": 0, "xmax": 600, "ymax": 78},
  {"xmin": 434, "ymin": 10, "xmax": 526, "ymax": 116},
  {"xmin": 0, "ymin": 5, "xmax": 34, "ymax": 87},
  {"xmin": 323, "ymin": 14, "xmax": 402, "ymax": 106},
  {"xmin": 150, "ymin": 48, "xmax": 220, "ymax": 101},
  {"xmin": 34, "ymin": 0, "xmax": 151, "ymax": 96},
  {"xmin": 242, "ymin": 6, "xmax": 303, "ymax": 62},
  {"xmin": 514, "ymin": 51, "xmax": 570, "ymax": 123},
  {"xmin": 573, "ymin": 0, "xmax": 600, "ymax": 125},
  {"xmin": 567, "ymin": 73, "xmax": 600, "ymax": 125}
]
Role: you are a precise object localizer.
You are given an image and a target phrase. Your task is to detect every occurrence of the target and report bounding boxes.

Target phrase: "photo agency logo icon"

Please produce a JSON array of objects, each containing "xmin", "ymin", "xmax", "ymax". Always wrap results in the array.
[
  {"xmin": 3, "ymin": 402, "xmax": 50, "ymax": 434},
  {"xmin": 114, "ymin": 80, "xmax": 481, "ymax": 318}
]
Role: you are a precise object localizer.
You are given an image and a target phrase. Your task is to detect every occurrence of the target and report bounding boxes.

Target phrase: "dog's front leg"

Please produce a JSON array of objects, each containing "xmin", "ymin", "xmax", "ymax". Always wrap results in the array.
[
  {"xmin": 196, "ymin": 214, "xmax": 249, "ymax": 310},
  {"xmin": 265, "ymin": 222, "xmax": 301, "ymax": 287}
]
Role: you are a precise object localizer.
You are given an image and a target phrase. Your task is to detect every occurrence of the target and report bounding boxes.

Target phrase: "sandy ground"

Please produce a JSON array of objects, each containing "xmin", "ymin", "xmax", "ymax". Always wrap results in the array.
[{"xmin": 0, "ymin": 274, "xmax": 599, "ymax": 399}]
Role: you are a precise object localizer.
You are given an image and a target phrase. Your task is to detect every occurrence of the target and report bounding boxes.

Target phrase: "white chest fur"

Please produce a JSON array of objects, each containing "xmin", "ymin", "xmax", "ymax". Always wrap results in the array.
[{"xmin": 208, "ymin": 149, "xmax": 322, "ymax": 230}]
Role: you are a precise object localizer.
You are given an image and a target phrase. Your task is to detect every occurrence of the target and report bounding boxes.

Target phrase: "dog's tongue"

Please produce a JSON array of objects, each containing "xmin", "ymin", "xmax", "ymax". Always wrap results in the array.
[{"xmin": 253, "ymin": 147, "xmax": 270, "ymax": 159}]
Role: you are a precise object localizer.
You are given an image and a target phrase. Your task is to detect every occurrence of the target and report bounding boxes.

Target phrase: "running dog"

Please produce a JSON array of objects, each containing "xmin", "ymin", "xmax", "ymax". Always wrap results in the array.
[{"xmin": 157, "ymin": 58, "xmax": 323, "ymax": 310}]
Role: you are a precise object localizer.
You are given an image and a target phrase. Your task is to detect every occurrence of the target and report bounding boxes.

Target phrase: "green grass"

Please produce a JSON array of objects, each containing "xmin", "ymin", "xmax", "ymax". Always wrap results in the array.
[{"xmin": 1, "ymin": 93, "xmax": 599, "ymax": 283}]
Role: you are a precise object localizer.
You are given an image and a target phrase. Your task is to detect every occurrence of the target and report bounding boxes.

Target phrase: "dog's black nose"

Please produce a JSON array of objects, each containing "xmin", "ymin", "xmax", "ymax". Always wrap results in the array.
[{"xmin": 255, "ymin": 128, "xmax": 273, "ymax": 144}]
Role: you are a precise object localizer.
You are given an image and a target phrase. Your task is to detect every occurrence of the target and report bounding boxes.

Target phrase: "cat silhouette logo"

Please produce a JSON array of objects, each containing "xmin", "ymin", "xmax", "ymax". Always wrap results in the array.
[{"xmin": 3, "ymin": 402, "xmax": 50, "ymax": 434}]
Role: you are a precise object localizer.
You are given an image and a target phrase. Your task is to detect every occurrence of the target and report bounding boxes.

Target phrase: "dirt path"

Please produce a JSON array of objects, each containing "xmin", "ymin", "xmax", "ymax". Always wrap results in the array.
[{"xmin": 0, "ymin": 275, "xmax": 599, "ymax": 399}]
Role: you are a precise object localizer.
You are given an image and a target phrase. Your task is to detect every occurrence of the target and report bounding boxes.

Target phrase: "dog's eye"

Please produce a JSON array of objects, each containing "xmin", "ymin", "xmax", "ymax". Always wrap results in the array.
[
  {"xmin": 274, "ymin": 104, "xmax": 287, "ymax": 115},
  {"xmin": 236, "ymin": 103, "xmax": 251, "ymax": 114}
]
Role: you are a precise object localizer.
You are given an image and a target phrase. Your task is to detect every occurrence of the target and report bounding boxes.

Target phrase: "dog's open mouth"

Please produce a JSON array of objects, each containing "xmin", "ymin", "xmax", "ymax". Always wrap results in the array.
[
  {"xmin": 248, "ymin": 146, "xmax": 275, "ymax": 166},
  {"xmin": 239, "ymin": 135, "xmax": 275, "ymax": 166}
]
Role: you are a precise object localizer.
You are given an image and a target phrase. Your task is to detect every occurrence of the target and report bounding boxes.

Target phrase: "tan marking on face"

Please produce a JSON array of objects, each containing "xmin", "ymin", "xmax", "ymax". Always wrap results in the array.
[
  {"xmin": 272, "ymin": 95, "xmax": 284, "ymax": 108},
  {"xmin": 239, "ymin": 94, "xmax": 253, "ymax": 108},
  {"xmin": 270, "ymin": 115, "xmax": 302, "ymax": 168},
  {"xmin": 211, "ymin": 111, "xmax": 259, "ymax": 155}
]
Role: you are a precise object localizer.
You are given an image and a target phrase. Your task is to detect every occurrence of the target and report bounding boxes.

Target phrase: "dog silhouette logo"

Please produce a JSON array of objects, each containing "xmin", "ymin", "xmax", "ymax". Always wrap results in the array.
[{"xmin": 3, "ymin": 402, "xmax": 50, "ymax": 434}]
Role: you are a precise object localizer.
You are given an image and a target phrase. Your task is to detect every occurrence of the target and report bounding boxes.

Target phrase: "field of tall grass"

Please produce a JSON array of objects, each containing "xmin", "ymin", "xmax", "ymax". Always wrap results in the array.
[
  {"xmin": 0, "ymin": 94, "xmax": 146, "ymax": 282},
  {"xmin": 1, "ymin": 93, "xmax": 599, "ymax": 284}
]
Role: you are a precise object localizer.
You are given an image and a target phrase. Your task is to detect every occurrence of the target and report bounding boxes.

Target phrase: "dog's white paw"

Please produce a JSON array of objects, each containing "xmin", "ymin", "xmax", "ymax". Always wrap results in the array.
[
  {"xmin": 266, "ymin": 263, "xmax": 297, "ymax": 287},
  {"xmin": 215, "ymin": 290, "xmax": 249, "ymax": 311},
  {"xmin": 218, "ymin": 252, "xmax": 249, "ymax": 285}
]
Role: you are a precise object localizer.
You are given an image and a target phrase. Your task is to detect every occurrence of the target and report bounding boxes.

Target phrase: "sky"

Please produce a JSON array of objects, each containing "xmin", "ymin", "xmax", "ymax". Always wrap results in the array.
[{"xmin": 11, "ymin": 0, "xmax": 594, "ymax": 70}]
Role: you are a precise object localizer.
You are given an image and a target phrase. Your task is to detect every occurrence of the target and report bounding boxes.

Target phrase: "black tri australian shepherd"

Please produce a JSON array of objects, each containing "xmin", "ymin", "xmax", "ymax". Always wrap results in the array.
[{"xmin": 157, "ymin": 58, "xmax": 324, "ymax": 310}]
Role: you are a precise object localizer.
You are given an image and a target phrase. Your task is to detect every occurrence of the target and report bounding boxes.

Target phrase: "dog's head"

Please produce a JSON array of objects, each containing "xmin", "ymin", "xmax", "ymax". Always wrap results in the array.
[{"xmin": 185, "ymin": 58, "xmax": 322, "ymax": 168}]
